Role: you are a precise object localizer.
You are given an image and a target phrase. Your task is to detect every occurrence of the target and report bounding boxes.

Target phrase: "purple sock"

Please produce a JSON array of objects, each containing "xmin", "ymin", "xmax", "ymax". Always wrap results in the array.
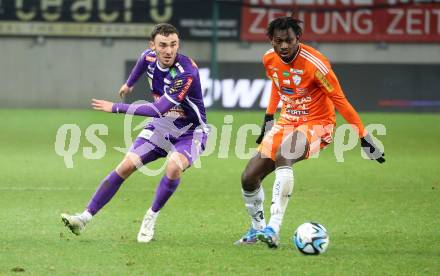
[
  {"xmin": 151, "ymin": 176, "xmax": 180, "ymax": 212},
  {"xmin": 87, "ymin": 171, "xmax": 125, "ymax": 215}
]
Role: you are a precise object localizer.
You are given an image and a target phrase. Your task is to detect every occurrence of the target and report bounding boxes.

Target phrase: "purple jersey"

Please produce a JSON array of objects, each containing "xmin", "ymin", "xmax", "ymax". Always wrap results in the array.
[{"xmin": 126, "ymin": 49, "xmax": 207, "ymax": 134}]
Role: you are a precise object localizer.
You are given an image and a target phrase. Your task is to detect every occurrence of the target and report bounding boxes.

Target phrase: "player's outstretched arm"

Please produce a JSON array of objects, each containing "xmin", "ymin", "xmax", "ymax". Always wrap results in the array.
[
  {"xmin": 92, "ymin": 99, "xmax": 113, "ymax": 112},
  {"xmin": 92, "ymin": 96, "xmax": 175, "ymax": 118},
  {"xmin": 317, "ymin": 70, "xmax": 385, "ymax": 164},
  {"xmin": 328, "ymin": 96, "xmax": 386, "ymax": 164}
]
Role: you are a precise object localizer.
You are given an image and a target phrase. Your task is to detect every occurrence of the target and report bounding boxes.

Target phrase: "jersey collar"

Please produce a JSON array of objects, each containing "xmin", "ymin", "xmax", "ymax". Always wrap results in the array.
[{"xmin": 156, "ymin": 61, "xmax": 169, "ymax": 72}]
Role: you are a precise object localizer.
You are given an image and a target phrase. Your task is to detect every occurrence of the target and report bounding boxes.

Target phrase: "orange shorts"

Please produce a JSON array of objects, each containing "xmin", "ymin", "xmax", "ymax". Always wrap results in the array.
[{"xmin": 257, "ymin": 121, "xmax": 335, "ymax": 161}]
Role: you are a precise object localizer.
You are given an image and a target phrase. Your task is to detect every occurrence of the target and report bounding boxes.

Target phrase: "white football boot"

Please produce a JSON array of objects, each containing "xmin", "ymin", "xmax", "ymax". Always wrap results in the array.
[
  {"xmin": 61, "ymin": 213, "xmax": 87, "ymax": 235},
  {"xmin": 137, "ymin": 208, "xmax": 158, "ymax": 243}
]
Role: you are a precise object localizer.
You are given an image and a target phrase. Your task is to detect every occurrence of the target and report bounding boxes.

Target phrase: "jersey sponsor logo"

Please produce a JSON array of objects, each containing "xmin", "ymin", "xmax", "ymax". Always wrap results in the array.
[
  {"xmin": 280, "ymin": 113, "xmax": 302, "ymax": 123},
  {"xmin": 282, "ymin": 71, "xmax": 290, "ymax": 77},
  {"xmin": 164, "ymin": 106, "xmax": 186, "ymax": 118},
  {"xmin": 286, "ymin": 109, "xmax": 309, "ymax": 116},
  {"xmin": 172, "ymin": 79, "xmax": 183, "ymax": 91},
  {"xmin": 145, "ymin": 55, "xmax": 156, "ymax": 62},
  {"xmin": 169, "ymin": 78, "xmax": 184, "ymax": 94},
  {"xmin": 281, "ymin": 86, "xmax": 295, "ymax": 95},
  {"xmin": 164, "ymin": 110, "xmax": 185, "ymax": 118},
  {"xmin": 296, "ymin": 87, "xmax": 308, "ymax": 95},
  {"xmin": 178, "ymin": 77, "xmax": 193, "ymax": 101},
  {"xmin": 295, "ymin": 96, "xmax": 312, "ymax": 104},
  {"xmin": 315, "ymin": 70, "xmax": 334, "ymax": 93},
  {"xmin": 293, "ymin": 75, "xmax": 302, "ymax": 86},
  {"xmin": 138, "ymin": 129, "xmax": 154, "ymax": 140},
  {"xmin": 279, "ymin": 94, "xmax": 312, "ymax": 105},
  {"xmin": 290, "ymin": 68, "xmax": 304, "ymax": 75},
  {"xmin": 282, "ymin": 79, "xmax": 291, "ymax": 85},
  {"xmin": 176, "ymin": 62, "xmax": 185, "ymax": 73}
]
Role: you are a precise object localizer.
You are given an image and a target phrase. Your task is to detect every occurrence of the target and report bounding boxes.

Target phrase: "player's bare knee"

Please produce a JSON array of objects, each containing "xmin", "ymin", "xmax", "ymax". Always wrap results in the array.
[
  {"xmin": 116, "ymin": 153, "xmax": 142, "ymax": 178},
  {"xmin": 241, "ymin": 170, "xmax": 260, "ymax": 191},
  {"xmin": 166, "ymin": 152, "xmax": 189, "ymax": 179},
  {"xmin": 275, "ymin": 147, "xmax": 306, "ymax": 167},
  {"xmin": 166, "ymin": 161, "xmax": 183, "ymax": 179}
]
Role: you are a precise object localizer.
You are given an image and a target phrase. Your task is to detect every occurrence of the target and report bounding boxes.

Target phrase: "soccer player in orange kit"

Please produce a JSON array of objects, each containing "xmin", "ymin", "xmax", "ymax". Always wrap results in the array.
[{"xmin": 235, "ymin": 16, "xmax": 385, "ymax": 248}]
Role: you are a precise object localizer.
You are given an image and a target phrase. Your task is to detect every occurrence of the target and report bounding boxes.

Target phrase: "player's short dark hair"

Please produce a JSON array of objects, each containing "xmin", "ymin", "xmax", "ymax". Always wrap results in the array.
[
  {"xmin": 267, "ymin": 16, "xmax": 303, "ymax": 40},
  {"xmin": 150, "ymin": 23, "xmax": 180, "ymax": 40}
]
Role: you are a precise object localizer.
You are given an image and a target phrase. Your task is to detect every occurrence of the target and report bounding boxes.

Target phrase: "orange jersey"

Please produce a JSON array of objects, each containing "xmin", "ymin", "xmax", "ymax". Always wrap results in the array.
[{"xmin": 263, "ymin": 43, "xmax": 365, "ymax": 137}]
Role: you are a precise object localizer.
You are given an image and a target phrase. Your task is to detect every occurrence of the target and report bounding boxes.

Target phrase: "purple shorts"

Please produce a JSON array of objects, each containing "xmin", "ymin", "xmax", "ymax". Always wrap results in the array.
[{"xmin": 129, "ymin": 128, "xmax": 208, "ymax": 166}]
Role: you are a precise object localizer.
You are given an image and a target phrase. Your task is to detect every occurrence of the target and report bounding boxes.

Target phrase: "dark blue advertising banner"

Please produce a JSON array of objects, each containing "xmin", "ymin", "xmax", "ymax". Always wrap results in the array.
[{"xmin": 0, "ymin": 0, "xmax": 240, "ymax": 39}]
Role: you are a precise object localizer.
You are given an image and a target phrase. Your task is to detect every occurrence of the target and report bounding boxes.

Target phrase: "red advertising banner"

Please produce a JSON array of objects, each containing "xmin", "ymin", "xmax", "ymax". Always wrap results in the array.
[{"xmin": 241, "ymin": 0, "xmax": 440, "ymax": 42}]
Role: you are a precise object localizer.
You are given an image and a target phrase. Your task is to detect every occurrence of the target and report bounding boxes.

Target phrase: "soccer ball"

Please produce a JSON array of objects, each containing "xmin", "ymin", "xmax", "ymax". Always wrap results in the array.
[{"xmin": 293, "ymin": 222, "xmax": 329, "ymax": 255}]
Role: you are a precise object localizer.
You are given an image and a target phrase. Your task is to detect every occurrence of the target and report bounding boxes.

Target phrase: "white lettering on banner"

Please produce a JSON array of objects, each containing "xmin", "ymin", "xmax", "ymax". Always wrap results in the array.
[
  {"xmin": 42, "ymin": 0, "xmax": 62, "ymax": 22},
  {"xmin": 353, "ymin": 10, "xmax": 372, "ymax": 34},
  {"xmin": 242, "ymin": 1, "xmax": 440, "ymax": 41},
  {"xmin": 307, "ymin": 10, "xmax": 373, "ymax": 35},
  {"xmin": 249, "ymin": 8, "xmax": 266, "ymax": 34},
  {"xmin": 434, "ymin": 10, "xmax": 440, "ymax": 34},
  {"xmin": 13, "ymin": 0, "xmax": 155, "ymax": 23},
  {"xmin": 248, "ymin": 7, "xmax": 289, "ymax": 34},
  {"xmin": 221, "ymin": 79, "xmax": 266, "ymax": 108},
  {"xmin": 71, "ymin": 0, "xmax": 92, "ymax": 22},
  {"xmin": 387, "ymin": 9, "xmax": 405, "ymax": 34},
  {"xmin": 199, "ymin": 68, "xmax": 274, "ymax": 109},
  {"xmin": 387, "ymin": 8, "xmax": 440, "ymax": 35}
]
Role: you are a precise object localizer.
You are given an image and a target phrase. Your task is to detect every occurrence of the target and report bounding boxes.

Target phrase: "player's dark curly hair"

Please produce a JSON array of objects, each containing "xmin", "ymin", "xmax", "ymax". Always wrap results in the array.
[
  {"xmin": 150, "ymin": 23, "xmax": 180, "ymax": 40},
  {"xmin": 267, "ymin": 16, "xmax": 303, "ymax": 40}
]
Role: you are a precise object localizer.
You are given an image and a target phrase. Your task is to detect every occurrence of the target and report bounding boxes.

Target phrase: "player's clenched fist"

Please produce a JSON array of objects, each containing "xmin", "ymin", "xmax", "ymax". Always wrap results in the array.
[
  {"xmin": 92, "ymin": 99, "xmax": 113, "ymax": 113},
  {"xmin": 118, "ymin": 83, "xmax": 134, "ymax": 98}
]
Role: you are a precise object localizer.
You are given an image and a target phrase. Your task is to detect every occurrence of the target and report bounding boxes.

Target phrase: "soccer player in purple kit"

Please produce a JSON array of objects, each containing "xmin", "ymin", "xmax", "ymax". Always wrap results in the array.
[{"xmin": 61, "ymin": 23, "xmax": 209, "ymax": 243}]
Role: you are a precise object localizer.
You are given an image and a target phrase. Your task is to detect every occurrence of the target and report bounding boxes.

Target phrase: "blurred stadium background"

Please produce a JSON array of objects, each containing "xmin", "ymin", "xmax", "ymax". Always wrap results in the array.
[
  {"xmin": 1, "ymin": 0, "xmax": 439, "ymax": 110},
  {"xmin": 1, "ymin": 1, "xmax": 439, "ymax": 275}
]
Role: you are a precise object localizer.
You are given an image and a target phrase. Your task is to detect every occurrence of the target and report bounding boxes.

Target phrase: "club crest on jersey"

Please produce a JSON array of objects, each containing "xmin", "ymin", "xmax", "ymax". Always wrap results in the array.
[
  {"xmin": 170, "ymin": 68, "xmax": 177, "ymax": 79},
  {"xmin": 281, "ymin": 86, "xmax": 295, "ymax": 95},
  {"xmin": 293, "ymin": 75, "xmax": 302, "ymax": 86}
]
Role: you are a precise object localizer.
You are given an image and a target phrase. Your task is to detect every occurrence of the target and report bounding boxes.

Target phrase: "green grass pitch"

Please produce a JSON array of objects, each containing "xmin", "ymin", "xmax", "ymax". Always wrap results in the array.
[{"xmin": 0, "ymin": 110, "xmax": 439, "ymax": 275}]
